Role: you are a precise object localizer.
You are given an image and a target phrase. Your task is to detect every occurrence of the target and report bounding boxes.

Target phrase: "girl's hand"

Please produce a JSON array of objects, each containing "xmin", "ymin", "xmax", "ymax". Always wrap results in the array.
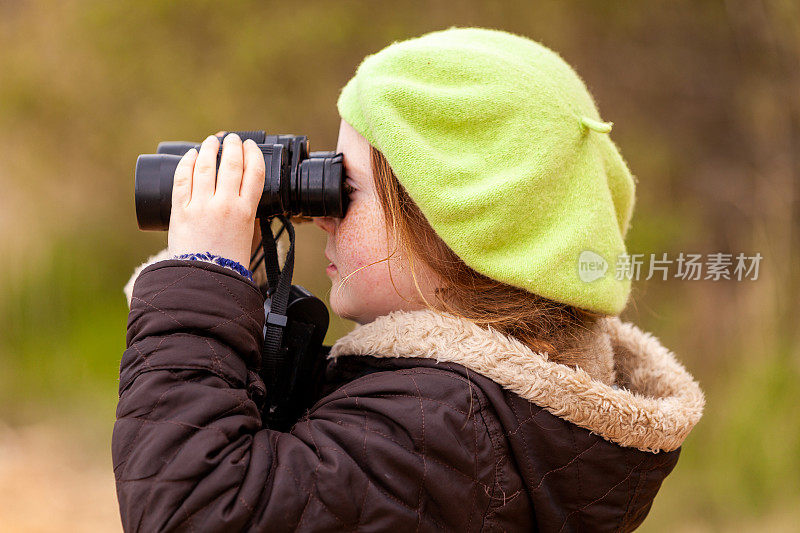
[{"xmin": 168, "ymin": 133, "xmax": 266, "ymax": 268}]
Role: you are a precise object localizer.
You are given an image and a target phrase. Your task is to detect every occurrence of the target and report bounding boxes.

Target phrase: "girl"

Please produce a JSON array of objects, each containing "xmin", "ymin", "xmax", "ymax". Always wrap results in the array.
[{"xmin": 117, "ymin": 27, "xmax": 704, "ymax": 532}]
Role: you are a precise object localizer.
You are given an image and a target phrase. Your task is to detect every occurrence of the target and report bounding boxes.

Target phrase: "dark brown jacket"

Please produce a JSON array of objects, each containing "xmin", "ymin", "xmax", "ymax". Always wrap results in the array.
[{"xmin": 115, "ymin": 259, "xmax": 704, "ymax": 532}]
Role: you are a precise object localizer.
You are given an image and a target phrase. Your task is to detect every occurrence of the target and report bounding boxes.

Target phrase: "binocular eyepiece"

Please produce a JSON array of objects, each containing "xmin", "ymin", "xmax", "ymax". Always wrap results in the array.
[{"xmin": 135, "ymin": 130, "xmax": 349, "ymax": 230}]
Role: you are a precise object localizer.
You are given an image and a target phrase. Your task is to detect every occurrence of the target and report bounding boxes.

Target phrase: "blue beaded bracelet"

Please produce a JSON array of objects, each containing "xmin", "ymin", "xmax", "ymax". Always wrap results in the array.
[{"xmin": 173, "ymin": 251, "xmax": 254, "ymax": 282}]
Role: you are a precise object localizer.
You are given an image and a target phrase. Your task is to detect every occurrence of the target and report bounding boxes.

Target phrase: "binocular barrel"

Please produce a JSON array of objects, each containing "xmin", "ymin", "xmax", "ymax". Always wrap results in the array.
[{"xmin": 135, "ymin": 130, "xmax": 349, "ymax": 230}]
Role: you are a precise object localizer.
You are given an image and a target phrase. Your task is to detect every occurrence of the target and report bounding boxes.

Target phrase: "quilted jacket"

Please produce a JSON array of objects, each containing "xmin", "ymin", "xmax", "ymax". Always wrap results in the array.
[{"xmin": 115, "ymin": 257, "xmax": 704, "ymax": 532}]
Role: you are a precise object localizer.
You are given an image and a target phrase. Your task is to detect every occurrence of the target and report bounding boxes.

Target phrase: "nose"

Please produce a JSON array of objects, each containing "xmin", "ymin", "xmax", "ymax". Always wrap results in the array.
[{"xmin": 313, "ymin": 216, "xmax": 337, "ymax": 235}]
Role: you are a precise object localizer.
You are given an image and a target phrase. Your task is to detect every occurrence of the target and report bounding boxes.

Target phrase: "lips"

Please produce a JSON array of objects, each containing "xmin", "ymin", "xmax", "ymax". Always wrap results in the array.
[{"xmin": 324, "ymin": 251, "xmax": 338, "ymax": 276}]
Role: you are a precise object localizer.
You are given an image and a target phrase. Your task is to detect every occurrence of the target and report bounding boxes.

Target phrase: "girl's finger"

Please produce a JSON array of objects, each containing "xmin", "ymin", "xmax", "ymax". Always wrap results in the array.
[
  {"xmin": 215, "ymin": 133, "xmax": 244, "ymax": 199},
  {"xmin": 172, "ymin": 148, "xmax": 197, "ymax": 207},
  {"xmin": 192, "ymin": 135, "xmax": 219, "ymax": 200},
  {"xmin": 241, "ymin": 139, "xmax": 266, "ymax": 204}
]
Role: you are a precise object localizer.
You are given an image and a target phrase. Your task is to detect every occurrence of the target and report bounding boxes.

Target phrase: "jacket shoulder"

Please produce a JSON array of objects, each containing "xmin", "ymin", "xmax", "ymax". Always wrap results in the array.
[
  {"xmin": 320, "ymin": 355, "xmax": 490, "ymax": 408},
  {"xmin": 320, "ymin": 355, "xmax": 680, "ymax": 532},
  {"xmin": 308, "ymin": 355, "xmax": 533, "ymax": 528}
]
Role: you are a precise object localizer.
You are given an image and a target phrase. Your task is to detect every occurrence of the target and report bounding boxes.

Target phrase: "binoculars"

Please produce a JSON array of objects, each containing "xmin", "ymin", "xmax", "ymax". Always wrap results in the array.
[{"xmin": 134, "ymin": 130, "xmax": 349, "ymax": 230}]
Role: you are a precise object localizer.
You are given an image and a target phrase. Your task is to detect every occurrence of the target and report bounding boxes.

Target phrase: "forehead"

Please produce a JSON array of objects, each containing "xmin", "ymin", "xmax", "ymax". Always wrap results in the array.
[{"xmin": 336, "ymin": 119, "xmax": 372, "ymax": 185}]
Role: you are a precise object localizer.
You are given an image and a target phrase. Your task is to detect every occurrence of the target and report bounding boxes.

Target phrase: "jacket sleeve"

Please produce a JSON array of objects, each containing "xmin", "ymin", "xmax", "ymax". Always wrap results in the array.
[{"xmin": 113, "ymin": 260, "xmax": 498, "ymax": 532}]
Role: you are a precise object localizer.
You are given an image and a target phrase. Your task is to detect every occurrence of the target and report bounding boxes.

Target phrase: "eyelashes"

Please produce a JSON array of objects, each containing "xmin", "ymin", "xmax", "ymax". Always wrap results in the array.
[{"xmin": 344, "ymin": 181, "xmax": 356, "ymax": 196}]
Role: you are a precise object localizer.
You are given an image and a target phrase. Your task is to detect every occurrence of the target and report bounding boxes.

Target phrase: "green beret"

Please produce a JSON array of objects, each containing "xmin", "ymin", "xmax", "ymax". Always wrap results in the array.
[{"xmin": 337, "ymin": 27, "xmax": 636, "ymax": 315}]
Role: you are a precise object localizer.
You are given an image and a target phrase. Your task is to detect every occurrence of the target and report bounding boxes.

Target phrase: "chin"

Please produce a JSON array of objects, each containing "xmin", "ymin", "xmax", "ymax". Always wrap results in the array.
[
  {"xmin": 330, "ymin": 298, "xmax": 373, "ymax": 325},
  {"xmin": 329, "ymin": 295, "xmax": 354, "ymax": 322}
]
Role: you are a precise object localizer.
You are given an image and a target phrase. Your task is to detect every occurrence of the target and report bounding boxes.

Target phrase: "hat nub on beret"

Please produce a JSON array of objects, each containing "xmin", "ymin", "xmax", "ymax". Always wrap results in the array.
[
  {"xmin": 580, "ymin": 116, "xmax": 614, "ymax": 134},
  {"xmin": 337, "ymin": 26, "xmax": 636, "ymax": 315}
]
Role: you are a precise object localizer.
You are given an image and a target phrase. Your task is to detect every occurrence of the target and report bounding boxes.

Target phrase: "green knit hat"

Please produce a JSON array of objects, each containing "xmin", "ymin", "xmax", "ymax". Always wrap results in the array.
[{"xmin": 337, "ymin": 27, "xmax": 636, "ymax": 315}]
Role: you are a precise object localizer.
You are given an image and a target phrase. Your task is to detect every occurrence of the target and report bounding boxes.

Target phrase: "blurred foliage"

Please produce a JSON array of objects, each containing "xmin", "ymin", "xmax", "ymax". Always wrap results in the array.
[{"xmin": 0, "ymin": 0, "xmax": 798, "ymax": 531}]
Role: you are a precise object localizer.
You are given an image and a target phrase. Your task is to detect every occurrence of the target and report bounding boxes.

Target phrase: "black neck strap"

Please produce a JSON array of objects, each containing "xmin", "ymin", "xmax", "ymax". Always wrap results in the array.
[{"xmin": 259, "ymin": 216, "xmax": 295, "ymax": 383}]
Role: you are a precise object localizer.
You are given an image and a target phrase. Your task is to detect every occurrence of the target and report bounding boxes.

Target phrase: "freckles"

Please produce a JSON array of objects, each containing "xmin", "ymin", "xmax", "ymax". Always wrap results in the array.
[{"xmin": 337, "ymin": 201, "xmax": 390, "ymax": 270}]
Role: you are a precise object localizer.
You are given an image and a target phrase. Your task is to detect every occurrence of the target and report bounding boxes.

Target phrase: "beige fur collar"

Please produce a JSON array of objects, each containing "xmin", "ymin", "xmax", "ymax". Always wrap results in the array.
[{"xmin": 329, "ymin": 309, "xmax": 705, "ymax": 453}]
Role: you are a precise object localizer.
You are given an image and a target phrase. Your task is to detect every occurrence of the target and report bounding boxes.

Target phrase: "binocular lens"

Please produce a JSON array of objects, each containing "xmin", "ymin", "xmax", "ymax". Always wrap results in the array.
[{"xmin": 135, "ymin": 154, "xmax": 181, "ymax": 231}]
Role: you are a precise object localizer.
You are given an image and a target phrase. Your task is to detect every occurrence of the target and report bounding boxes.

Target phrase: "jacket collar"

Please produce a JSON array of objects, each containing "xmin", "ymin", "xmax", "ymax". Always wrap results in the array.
[{"xmin": 329, "ymin": 309, "xmax": 704, "ymax": 453}]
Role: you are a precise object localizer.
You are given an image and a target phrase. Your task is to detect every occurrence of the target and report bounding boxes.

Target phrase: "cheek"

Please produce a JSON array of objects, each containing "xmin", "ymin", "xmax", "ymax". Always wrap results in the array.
[{"xmin": 335, "ymin": 201, "xmax": 389, "ymax": 271}]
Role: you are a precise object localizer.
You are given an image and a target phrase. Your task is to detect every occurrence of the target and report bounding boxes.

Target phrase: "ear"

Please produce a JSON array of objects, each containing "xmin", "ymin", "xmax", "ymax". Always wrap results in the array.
[{"xmin": 123, "ymin": 247, "xmax": 174, "ymax": 308}]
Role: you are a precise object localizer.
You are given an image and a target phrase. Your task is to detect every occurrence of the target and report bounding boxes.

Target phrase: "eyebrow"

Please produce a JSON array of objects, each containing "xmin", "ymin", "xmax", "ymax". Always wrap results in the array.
[
  {"xmin": 345, "ymin": 173, "xmax": 364, "ymax": 190},
  {"xmin": 343, "ymin": 161, "xmax": 365, "ymax": 182}
]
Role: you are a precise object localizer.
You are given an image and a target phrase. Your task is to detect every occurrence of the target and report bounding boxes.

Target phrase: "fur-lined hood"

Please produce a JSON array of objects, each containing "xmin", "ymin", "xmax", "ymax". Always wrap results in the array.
[{"xmin": 329, "ymin": 309, "xmax": 704, "ymax": 453}]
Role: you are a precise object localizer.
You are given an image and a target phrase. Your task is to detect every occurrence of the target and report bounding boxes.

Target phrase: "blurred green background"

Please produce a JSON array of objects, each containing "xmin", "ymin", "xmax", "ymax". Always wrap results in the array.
[{"xmin": 0, "ymin": 0, "xmax": 797, "ymax": 530}]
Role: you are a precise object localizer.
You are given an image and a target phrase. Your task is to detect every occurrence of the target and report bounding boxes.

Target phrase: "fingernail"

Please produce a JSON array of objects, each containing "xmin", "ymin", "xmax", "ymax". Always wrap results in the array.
[
  {"xmin": 205, "ymin": 135, "xmax": 217, "ymax": 143},
  {"xmin": 225, "ymin": 133, "xmax": 241, "ymax": 143}
]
